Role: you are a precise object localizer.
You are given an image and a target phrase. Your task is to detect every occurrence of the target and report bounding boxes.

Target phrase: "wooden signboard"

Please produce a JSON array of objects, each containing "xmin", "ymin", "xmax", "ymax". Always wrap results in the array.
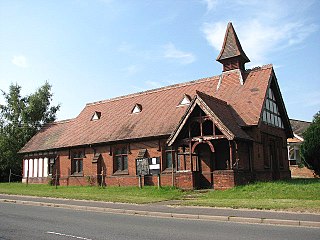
[{"xmin": 136, "ymin": 158, "xmax": 149, "ymax": 176}]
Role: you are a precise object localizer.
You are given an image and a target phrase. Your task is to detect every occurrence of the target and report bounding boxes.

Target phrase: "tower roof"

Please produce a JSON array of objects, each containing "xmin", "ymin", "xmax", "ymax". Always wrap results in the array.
[{"xmin": 216, "ymin": 22, "xmax": 250, "ymax": 64}]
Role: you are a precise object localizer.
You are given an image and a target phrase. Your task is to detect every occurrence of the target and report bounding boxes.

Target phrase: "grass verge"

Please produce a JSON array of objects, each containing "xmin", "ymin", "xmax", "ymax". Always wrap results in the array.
[
  {"xmin": 0, "ymin": 183, "xmax": 185, "ymax": 204},
  {"xmin": 0, "ymin": 179, "xmax": 319, "ymax": 212},
  {"xmin": 183, "ymin": 179, "xmax": 320, "ymax": 212}
]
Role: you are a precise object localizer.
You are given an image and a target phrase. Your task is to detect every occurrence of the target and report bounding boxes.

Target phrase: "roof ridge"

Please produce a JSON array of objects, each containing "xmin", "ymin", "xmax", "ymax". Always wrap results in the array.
[
  {"xmin": 44, "ymin": 119, "xmax": 74, "ymax": 126},
  {"xmin": 290, "ymin": 119, "xmax": 311, "ymax": 124},
  {"xmin": 87, "ymin": 76, "xmax": 218, "ymax": 106},
  {"xmin": 245, "ymin": 64, "xmax": 273, "ymax": 72},
  {"xmin": 196, "ymin": 90, "xmax": 228, "ymax": 106}
]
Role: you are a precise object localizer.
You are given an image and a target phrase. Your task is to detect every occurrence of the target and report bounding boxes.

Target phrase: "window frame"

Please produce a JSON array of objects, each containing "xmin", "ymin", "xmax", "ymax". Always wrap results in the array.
[
  {"xmin": 48, "ymin": 157, "xmax": 55, "ymax": 176},
  {"xmin": 114, "ymin": 146, "xmax": 128, "ymax": 173},
  {"xmin": 71, "ymin": 151, "xmax": 84, "ymax": 176},
  {"xmin": 262, "ymin": 88, "xmax": 284, "ymax": 129},
  {"xmin": 164, "ymin": 147, "xmax": 175, "ymax": 170}
]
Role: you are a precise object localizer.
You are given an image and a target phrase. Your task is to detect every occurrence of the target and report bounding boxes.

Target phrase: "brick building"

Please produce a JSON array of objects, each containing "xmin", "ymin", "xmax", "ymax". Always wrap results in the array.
[{"xmin": 20, "ymin": 23, "xmax": 293, "ymax": 189}]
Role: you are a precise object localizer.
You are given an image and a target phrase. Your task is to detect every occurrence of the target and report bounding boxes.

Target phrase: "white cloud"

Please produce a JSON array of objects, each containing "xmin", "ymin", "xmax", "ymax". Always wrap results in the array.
[
  {"xmin": 203, "ymin": 0, "xmax": 218, "ymax": 12},
  {"xmin": 202, "ymin": 21, "xmax": 226, "ymax": 53},
  {"xmin": 163, "ymin": 43, "xmax": 196, "ymax": 64},
  {"xmin": 12, "ymin": 55, "xmax": 28, "ymax": 68},
  {"xmin": 201, "ymin": 1, "xmax": 318, "ymax": 68},
  {"xmin": 122, "ymin": 64, "xmax": 142, "ymax": 76}
]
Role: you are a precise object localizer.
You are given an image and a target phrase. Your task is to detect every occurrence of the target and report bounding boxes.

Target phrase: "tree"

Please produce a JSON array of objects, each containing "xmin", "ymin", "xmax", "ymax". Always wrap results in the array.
[
  {"xmin": 0, "ymin": 82, "xmax": 60, "ymax": 182},
  {"xmin": 301, "ymin": 111, "xmax": 320, "ymax": 175}
]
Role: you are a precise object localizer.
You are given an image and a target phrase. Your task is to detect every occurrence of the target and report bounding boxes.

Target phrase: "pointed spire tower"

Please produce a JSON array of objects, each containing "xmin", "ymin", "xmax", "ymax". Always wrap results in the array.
[{"xmin": 216, "ymin": 22, "xmax": 250, "ymax": 72}]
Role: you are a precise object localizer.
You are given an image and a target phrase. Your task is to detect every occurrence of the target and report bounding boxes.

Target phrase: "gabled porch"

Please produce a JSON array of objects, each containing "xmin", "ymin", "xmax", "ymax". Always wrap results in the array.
[{"xmin": 167, "ymin": 91, "xmax": 253, "ymax": 189}]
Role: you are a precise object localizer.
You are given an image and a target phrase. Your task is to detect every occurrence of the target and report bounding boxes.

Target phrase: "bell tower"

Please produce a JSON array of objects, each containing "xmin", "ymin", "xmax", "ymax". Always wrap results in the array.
[{"xmin": 216, "ymin": 22, "xmax": 250, "ymax": 72}]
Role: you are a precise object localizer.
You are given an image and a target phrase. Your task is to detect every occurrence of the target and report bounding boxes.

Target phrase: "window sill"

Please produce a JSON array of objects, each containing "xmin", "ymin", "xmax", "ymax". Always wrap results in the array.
[
  {"xmin": 113, "ymin": 170, "xmax": 129, "ymax": 176},
  {"xmin": 162, "ymin": 168, "xmax": 174, "ymax": 173},
  {"xmin": 70, "ymin": 173, "xmax": 83, "ymax": 177}
]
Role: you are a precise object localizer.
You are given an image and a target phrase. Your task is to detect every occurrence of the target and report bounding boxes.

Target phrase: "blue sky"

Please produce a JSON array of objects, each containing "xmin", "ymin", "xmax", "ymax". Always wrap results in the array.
[{"xmin": 0, "ymin": 0, "xmax": 319, "ymax": 121}]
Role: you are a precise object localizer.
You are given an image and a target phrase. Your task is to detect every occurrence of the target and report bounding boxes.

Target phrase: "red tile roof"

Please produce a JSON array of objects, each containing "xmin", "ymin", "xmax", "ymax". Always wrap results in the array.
[{"xmin": 20, "ymin": 65, "xmax": 274, "ymax": 153}]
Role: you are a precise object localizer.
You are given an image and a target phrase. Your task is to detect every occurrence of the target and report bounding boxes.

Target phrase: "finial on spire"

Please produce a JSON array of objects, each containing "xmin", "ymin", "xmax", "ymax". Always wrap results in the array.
[{"xmin": 216, "ymin": 22, "xmax": 250, "ymax": 72}]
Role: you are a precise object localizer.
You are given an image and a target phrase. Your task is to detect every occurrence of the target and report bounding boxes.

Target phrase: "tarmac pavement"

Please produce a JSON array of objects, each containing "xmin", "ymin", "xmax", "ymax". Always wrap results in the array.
[{"xmin": 0, "ymin": 193, "xmax": 319, "ymax": 228}]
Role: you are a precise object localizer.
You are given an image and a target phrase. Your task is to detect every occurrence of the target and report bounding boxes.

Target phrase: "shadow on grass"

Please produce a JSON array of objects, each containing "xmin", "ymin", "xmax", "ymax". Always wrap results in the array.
[{"xmin": 280, "ymin": 178, "xmax": 320, "ymax": 185}]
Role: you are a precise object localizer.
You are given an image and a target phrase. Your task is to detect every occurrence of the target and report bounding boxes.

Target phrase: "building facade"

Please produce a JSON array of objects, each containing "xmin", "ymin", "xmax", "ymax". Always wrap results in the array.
[
  {"xmin": 287, "ymin": 119, "xmax": 311, "ymax": 166},
  {"xmin": 20, "ymin": 23, "xmax": 293, "ymax": 189}
]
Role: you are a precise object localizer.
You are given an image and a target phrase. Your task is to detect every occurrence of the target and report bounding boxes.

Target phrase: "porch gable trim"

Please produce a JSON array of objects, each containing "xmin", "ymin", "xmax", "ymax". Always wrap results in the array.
[{"xmin": 167, "ymin": 94, "xmax": 236, "ymax": 146}]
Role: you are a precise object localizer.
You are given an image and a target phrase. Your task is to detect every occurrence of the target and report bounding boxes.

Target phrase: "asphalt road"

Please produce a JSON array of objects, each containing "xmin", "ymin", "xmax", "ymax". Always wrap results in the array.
[{"xmin": 0, "ymin": 202, "xmax": 318, "ymax": 240}]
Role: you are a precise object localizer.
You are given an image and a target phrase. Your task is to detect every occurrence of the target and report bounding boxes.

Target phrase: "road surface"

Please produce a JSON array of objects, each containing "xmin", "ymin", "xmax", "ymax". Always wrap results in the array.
[{"xmin": 0, "ymin": 202, "xmax": 318, "ymax": 240}]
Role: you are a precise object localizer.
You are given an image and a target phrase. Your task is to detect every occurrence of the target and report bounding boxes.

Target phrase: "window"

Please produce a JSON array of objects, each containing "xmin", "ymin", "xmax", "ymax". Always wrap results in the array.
[
  {"xmin": 177, "ymin": 146, "xmax": 197, "ymax": 171},
  {"xmin": 178, "ymin": 94, "xmax": 191, "ymax": 106},
  {"xmin": 177, "ymin": 146, "xmax": 189, "ymax": 171},
  {"xmin": 114, "ymin": 147, "xmax": 128, "ymax": 172},
  {"xmin": 288, "ymin": 145, "xmax": 300, "ymax": 165},
  {"xmin": 262, "ymin": 134, "xmax": 270, "ymax": 168},
  {"xmin": 262, "ymin": 88, "xmax": 284, "ymax": 128},
  {"xmin": 165, "ymin": 147, "xmax": 175, "ymax": 169},
  {"xmin": 71, "ymin": 151, "xmax": 84, "ymax": 175},
  {"xmin": 48, "ymin": 157, "xmax": 55, "ymax": 175},
  {"xmin": 91, "ymin": 111, "xmax": 101, "ymax": 120},
  {"xmin": 132, "ymin": 104, "xmax": 142, "ymax": 114}
]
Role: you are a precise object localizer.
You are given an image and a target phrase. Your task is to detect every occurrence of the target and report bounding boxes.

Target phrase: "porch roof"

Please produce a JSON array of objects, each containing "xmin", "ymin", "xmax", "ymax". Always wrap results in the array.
[{"xmin": 167, "ymin": 91, "xmax": 252, "ymax": 146}]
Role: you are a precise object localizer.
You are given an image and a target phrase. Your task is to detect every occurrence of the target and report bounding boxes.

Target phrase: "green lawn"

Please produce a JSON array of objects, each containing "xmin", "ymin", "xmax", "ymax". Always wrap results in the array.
[
  {"xmin": 183, "ymin": 179, "xmax": 320, "ymax": 212},
  {"xmin": 0, "ymin": 179, "xmax": 319, "ymax": 212},
  {"xmin": 0, "ymin": 183, "xmax": 185, "ymax": 204}
]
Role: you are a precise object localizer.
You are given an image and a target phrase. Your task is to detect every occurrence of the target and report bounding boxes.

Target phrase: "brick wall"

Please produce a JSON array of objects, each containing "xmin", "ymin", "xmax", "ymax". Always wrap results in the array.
[
  {"xmin": 22, "ymin": 124, "xmax": 291, "ymax": 190},
  {"xmin": 213, "ymin": 170, "xmax": 235, "ymax": 190},
  {"xmin": 290, "ymin": 166, "xmax": 316, "ymax": 178},
  {"xmin": 175, "ymin": 172, "xmax": 194, "ymax": 189}
]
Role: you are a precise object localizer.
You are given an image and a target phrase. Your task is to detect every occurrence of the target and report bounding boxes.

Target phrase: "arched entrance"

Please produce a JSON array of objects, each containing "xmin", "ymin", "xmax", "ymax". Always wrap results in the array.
[{"xmin": 194, "ymin": 142, "xmax": 215, "ymax": 189}]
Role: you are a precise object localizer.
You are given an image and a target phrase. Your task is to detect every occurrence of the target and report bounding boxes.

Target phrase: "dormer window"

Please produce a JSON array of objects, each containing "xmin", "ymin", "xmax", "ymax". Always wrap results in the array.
[
  {"xmin": 178, "ymin": 94, "xmax": 191, "ymax": 106},
  {"xmin": 91, "ymin": 111, "xmax": 101, "ymax": 121},
  {"xmin": 132, "ymin": 103, "xmax": 142, "ymax": 114}
]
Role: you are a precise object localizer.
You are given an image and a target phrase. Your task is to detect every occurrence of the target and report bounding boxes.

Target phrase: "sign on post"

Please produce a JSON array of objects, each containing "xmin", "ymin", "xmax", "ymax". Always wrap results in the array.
[{"xmin": 136, "ymin": 158, "xmax": 149, "ymax": 176}]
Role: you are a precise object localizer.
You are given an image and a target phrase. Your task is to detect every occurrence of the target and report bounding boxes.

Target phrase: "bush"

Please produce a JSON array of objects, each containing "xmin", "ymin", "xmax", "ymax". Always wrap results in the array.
[{"xmin": 301, "ymin": 111, "xmax": 320, "ymax": 174}]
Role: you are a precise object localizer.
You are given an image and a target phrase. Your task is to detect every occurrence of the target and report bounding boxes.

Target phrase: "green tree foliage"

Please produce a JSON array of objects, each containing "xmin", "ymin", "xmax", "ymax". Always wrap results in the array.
[
  {"xmin": 0, "ymin": 82, "xmax": 60, "ymax": 181},
  {"xmin": 301, "ymin": 111, "xmax": 320, "ymax": 174}
]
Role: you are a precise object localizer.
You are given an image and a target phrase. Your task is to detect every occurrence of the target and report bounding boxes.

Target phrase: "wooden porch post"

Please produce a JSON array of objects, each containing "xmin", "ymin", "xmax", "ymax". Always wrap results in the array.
[
  {"xmin": 171, "ymin": 149, "xmax": 174, "ymax": 187},
  {"xmin": 229, "ymin": 141, "xmax": 233, "ymax": 170},
  {"xmin": 189, "ymin": 141, "xmax": 193, "ymax": 171}
]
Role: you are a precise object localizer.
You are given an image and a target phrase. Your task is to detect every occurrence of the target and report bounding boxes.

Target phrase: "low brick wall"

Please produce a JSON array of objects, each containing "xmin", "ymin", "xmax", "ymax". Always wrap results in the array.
[
  {"xmin": 175, "ymin": 172, "xmax": 194, "ymax": 189},
  {"xmin": 22, "ymin": 177, "xmax": 49, "ymax": 184},
  {"xmin": 213, "ymin": 170, "xmax": 235, "ymax": 190},
  {"xmin": 290, "ymin": 166, "xmax": 316, "ymax": 178}
]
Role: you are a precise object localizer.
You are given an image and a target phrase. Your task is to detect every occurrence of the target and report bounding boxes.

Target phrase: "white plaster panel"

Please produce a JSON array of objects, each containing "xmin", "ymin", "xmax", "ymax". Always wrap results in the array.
[
  {"xmin": 29, "ymin": 159, "xmax": 33, "ymax": 177},
  {"xmin": 43, "ymin": 157, "xmax": 48, "ymax": 177},
  {"xmin": 38, "ymin": 158, "xmax": 43, "ymax": 177},
  {"xmin": 34, "ymin": 158, "xmax": 38, "ymax": 177},
  {"xmin": 24, "ymin": 159, "xmax": 28, "ymax": 177}
]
